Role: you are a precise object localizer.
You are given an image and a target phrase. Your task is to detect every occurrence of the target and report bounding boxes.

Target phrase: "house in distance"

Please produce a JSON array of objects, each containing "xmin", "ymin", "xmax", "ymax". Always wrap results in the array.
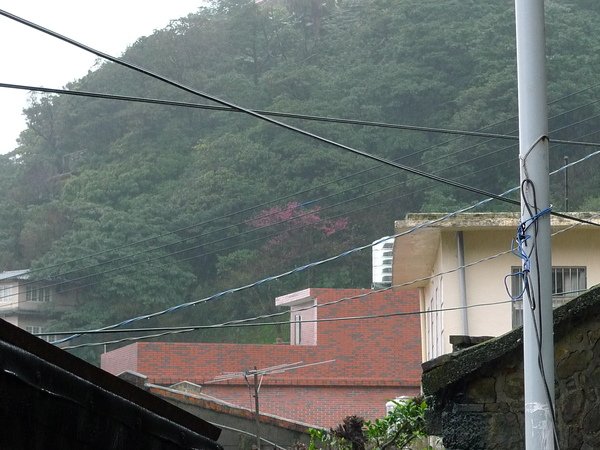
[
  {"xmin": 392, "ymin": 212, "xmax": 600, "ymax": 360},
  {"xmin": 102, "ymin": 287, "xmax": 422, "ymax": 428},
  {"xmin": 0, "ymin": 269, "xmax": 75, "ymax": 341}
]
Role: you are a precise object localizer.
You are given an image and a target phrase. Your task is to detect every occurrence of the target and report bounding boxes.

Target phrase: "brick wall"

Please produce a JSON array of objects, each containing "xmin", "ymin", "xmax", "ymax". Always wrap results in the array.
[
  {"xmin": 101, "ymin": 341, "xmax": 138, "ymax": 375},
  {"xmin": 102, "ymin": 289, "xmax": 421, "ymax": 427},
  {"xmin": 201, "ymin": 384, "xmax": 416, "ymax": 427}
]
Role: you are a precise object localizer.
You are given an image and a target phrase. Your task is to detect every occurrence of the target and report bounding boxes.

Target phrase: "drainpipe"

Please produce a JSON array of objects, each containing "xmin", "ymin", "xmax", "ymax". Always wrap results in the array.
[{"xmin": 456, "ymin": 231, "xmax": 469, "ymax": 335}]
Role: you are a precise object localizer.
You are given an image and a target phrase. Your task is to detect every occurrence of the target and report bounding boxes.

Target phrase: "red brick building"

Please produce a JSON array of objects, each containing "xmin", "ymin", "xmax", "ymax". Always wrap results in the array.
[{"xmin": 101, "ymin": 288, "xmax": 421, "ymax": 427}]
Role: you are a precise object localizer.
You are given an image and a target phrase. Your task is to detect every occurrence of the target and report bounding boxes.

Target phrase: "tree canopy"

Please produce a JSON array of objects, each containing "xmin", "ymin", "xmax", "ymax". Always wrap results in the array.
[{"xmin": 3, "ymin": 0, "xmax": 600, "ymax": 358}]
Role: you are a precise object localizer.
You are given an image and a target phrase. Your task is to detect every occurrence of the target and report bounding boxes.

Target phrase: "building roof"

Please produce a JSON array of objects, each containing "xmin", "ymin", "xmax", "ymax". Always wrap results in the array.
[
  {"xmin": 0, "ymin": 269, "xmax": 30, "ymax": 281},
  {"xmin": 0, "ymin": 318, "xmax": 222, "ymax": 449},
  {"xmin": 392, "ymin": 211, "xmax": 600, "ymax": 286},
  {"xmin": 395, "ymin": 211, "xmax": 600, "ymax": 231}
]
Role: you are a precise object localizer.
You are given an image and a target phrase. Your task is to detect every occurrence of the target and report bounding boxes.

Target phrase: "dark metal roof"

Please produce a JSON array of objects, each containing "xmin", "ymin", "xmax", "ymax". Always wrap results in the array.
[{"xmin": 0, "ymin": 319, "xmax": 222, "ymax": 450}]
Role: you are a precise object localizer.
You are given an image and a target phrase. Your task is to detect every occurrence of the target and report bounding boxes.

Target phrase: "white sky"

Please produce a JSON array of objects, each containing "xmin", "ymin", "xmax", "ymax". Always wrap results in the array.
[{"xmin": 0, "ymin": 1, "xmax": 204, "ymax": 154}]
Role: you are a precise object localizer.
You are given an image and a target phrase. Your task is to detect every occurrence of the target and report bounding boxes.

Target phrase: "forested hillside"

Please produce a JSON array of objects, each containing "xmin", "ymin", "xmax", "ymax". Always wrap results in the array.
[{"xmin": 2, "ymin": 0, "xmax": 600, "ymax": 354}]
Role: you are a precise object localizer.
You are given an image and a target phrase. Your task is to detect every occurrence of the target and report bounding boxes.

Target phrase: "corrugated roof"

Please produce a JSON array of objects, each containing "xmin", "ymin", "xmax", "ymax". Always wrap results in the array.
[{"xmin": 0, "ymin": 269, "xmax": 30, "ymax": 281}]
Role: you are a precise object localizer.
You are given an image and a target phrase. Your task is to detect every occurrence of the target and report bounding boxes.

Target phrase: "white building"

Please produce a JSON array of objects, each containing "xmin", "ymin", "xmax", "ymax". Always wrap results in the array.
[
  {"xmin": 392, "ymin": 212, "xmax": 600, "ymax": 361},
  {"xmin": 0, "ymin": 269, "xmax": 76, "ymax": 341}
]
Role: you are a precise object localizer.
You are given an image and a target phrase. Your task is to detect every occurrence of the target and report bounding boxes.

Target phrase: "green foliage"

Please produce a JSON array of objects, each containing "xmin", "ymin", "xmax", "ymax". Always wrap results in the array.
[
  {"xmin": 0, "ymin": 0, "xmax": 599, "ymax": 358},
  {"xmin": 364, "ymin": 398, "xmax": 428, "ymax": 449},
  {"xmin": 309, "ymin": 397, "xmax": 428, "ymax": 450}
]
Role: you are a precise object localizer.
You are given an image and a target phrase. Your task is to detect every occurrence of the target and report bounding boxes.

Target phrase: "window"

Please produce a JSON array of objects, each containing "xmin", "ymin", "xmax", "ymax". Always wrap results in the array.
[
  {"xmin": 552, "ymin": 267, "xmax": 586, "ymax": 299},
  {"xmin": 511, "ymin": 266, "xmax": 586, "ymax": 328},
  {"xmin": 0, "ymin": 284, "xmax": 15, "ymax": 302},
  {"xmin": 26, "ymin": 286, "xmax": 52, "ymax": 303},
  {"xmin": 294, "ymin": 314, "xmax": 302, "ymax": 345}
]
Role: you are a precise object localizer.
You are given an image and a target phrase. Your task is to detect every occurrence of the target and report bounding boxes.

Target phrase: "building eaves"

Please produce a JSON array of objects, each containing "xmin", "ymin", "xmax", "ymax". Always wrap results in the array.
[{"xmin": 395, "ymin": 211, "xmax": 600, "ymax": 231}]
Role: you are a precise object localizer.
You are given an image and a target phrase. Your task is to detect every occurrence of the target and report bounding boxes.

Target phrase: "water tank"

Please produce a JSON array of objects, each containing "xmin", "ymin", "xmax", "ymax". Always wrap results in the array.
[
  {"xmin": 372, "ymin": 237, "xmax": 394, "ymax": 289},
  {"xmin": 385, "ymin": 396, "xmax": 411, "ymax": 414}
]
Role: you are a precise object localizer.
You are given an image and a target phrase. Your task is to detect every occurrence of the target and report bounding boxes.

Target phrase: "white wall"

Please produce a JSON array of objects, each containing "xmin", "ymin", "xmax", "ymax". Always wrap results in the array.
[{"xmin": 421, "ymin": 227, "xmax": 600, "ymax": 359}]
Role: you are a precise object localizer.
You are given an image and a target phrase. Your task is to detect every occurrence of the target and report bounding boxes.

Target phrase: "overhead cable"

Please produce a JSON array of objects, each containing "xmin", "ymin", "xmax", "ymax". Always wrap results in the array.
[
  {"xmin": 5, "ymin": 126, "xmax": 600, "ymax": 304},
  {"xmin": 59, "ymin": 299, "xmax": 518, "ymax": 349},
  {"xmin": 2, "ymin": 8, "xmax": 598, "ymax": 214},
  {"xmin": 0, "ymin": 82, "xmax": 521, "ymax": 140},
  {"xmin": 48, "ymin": 208, "xmax": 598, "ymax": 343}
]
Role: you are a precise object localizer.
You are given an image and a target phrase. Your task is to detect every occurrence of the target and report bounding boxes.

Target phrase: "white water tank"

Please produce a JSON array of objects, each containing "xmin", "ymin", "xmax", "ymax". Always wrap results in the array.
[
  {"xmin": 385, "ymin": 396, "xmax": 411, "ymax": 414},
  {"xmin": 372, "ymin": 237, "xmax": 394, "ymax": 289}
]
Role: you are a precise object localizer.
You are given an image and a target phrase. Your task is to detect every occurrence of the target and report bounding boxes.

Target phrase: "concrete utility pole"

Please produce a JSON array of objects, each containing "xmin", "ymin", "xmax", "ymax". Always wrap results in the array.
[{"xmin": 514, "ymin": 0, "xmax": 555, "ymax": 448}]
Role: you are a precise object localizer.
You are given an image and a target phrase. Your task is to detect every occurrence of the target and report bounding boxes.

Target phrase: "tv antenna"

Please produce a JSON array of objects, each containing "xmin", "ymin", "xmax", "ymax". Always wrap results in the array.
[{"xmin": 207, "ymin": 360, "xmax": 335, "ymax": 449}]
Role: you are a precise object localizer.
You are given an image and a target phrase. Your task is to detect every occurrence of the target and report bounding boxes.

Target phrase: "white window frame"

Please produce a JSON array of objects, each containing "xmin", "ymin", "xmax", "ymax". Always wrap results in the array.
[
  {"xmin": 26, "ymin": 286, "xmax": 52, "ymax": 303},
  {"xmin": 0, "ymin": 284, "xmax": 15, "ymax": 302},
  {"xmin": 511, "ymin": 266, "xmax": 586, "ymax": 328}
]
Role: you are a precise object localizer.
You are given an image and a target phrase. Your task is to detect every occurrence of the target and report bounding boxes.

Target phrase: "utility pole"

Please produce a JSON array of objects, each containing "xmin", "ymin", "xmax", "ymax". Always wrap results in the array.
[
  {"xmin": 515, "ymin": 0, "xmax": 555, "ymax": 448},
  {"xmin": 564, "ymin": 156, "xmax": 569, "ymax": 212},
  {"xmin": 252, "ymin": 367, "xmax": 261, "ymax": 450}
]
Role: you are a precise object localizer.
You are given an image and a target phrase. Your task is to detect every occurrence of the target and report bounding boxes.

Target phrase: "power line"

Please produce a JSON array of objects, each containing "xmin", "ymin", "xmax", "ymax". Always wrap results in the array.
[
  {"xmin": 59, "ymin": 299, "xmax": 518, "ymax": 349},
  {"xmin": 54, "ymin": 209, "xmax": 598, "ymax": 347},
  {"xmin": 52, "ymin": 176, "xmax": 593, "ymax": 346},
  {"xmin": 3, "ymin": 82, "xmax": 598, "ymax": 287},
  {"xmin": 5, "ymin": 130, "xmax": 600, "ymax": 305},
  {"xmin": 47, "ymin": 244, "xmax": 521, "ymax": 338},
  {"xmin": 50, "ymin": 204, "xmax": 507, "ymax": 344},
  {"xmin": 49, "ymin": 178, "xmax": 600, "ymax": 349},
  {"xmin": 3, "ymin": 8, "xmax": 600, "ymax": 214},
  {"xmin": 3, "ymin": 81, "xmax": 600, "ymax": 151},
  {"xmin": 0, "ymin": 82, "xmax": 521, "ymax": 141}
]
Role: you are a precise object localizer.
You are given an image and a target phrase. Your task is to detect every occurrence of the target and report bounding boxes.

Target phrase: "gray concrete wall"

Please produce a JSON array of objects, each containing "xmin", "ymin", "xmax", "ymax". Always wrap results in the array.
[{"xmin": 423, "ymin": 288, "xmax": 600, "ymax": 450}]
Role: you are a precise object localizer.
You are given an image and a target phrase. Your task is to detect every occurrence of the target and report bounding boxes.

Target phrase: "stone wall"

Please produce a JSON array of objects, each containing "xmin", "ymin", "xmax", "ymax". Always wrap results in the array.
[{"xmin": 422, "ymin": 287, "xmax": 600, "ymax": 450}]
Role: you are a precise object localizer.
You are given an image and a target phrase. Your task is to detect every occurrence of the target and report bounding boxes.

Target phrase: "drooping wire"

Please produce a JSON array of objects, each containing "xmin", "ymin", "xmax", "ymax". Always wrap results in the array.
[
  {"xmin": 509, "ymin": 178, "xmax": 560, "ymax": 449},
  {"xmin": 0, "ymin": 9, "xmax": 580, "ymax": 212},
  {"xmin": 28, "ymin": 145, "xmax": 600, "ymax": 344},
  {"xmin": 60, "ymin": 299, "xmax": 518, "ymax": 350},
  {"xmin": 48, "ymin": 208, "xmax": 599, "ymax": 345},
  {"xmin": 4, "ymin": 81, "xmax": 600, "ymax": 151},
  {"xmin": 48, "ymin": 181, "xmax": 534, "ymax": 346}
]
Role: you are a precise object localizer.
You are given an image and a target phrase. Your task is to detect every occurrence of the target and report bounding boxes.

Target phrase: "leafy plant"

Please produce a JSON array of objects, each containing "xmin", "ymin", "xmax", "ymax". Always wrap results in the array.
[
  {"xmin": 309, "ymin": 397, "xmax": 428, "ymax": 450},
  {"xmin": 364, "ymin": 398, "xmax": 427, "ymax": 449}
]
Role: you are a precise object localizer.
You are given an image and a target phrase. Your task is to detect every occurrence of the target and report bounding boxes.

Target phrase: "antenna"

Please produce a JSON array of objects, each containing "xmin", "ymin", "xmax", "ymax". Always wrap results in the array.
[{"xmin": 207, "ymin": 359, "xmax": 335, "ymax": 449}]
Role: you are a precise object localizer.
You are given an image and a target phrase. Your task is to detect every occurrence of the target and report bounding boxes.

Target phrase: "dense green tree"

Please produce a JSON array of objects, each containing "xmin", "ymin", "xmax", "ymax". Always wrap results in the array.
[{"xmin": 0, "ymin": 0, "xmax": 599, "ymax": 358}]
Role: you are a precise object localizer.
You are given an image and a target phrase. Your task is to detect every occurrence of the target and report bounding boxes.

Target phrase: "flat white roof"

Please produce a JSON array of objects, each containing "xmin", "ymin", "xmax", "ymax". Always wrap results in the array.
[
  {"xmin": 395, "ymin": 212, "xmax": 599, "ymax": 231},
  {"xmin": 275, "ymin": 288, "xmax": 313, "ymax": 307}
]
